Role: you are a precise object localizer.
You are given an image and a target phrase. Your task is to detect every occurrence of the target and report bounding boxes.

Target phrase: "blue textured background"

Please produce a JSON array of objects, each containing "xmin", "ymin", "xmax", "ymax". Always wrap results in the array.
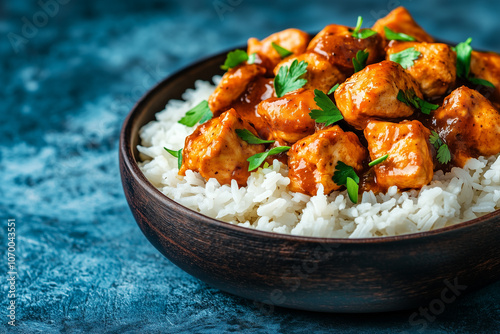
[{"xmin": 2, "ymin": 0, "xmax": 500, "ymax": 333}]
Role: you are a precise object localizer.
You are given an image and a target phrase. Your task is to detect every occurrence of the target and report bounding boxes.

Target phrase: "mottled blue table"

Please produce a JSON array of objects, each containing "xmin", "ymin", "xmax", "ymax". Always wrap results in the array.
[{"xmin": 2, "ymin": 0, "xmax": 499, "ymax": 333}]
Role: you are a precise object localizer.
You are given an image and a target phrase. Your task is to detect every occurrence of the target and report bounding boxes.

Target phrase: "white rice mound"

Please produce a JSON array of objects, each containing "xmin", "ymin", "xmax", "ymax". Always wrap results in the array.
[{"xmin": 137, "ymin": 78, "xmax": 500, "ymax": 238}]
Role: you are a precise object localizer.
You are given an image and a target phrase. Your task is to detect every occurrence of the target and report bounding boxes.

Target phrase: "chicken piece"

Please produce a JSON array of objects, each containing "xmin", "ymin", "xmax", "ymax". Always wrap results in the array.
[
  {"xmin": 274, "ymin": 52, "xmax": 346, "ymax": 93},
  {"xmin": 386, "ymin": 41, "xmax": 456, "ymax": 98},
  {"xmin": 247, "ymin": 28, "xmax": 310, "ymax": 73},
  {"xmin": 372, "ymin": 7, "xmax": 434, "ymax": 44},
  {"xmin": 230, "ymin": 77, "xmax": 275, "ymax": 139},
  {"xmin": 431, "ymin": 86, "xmax": 500, "ymax": 167},
  {"xmin": 257, "ymin": 89, "xmax": 317, "ymax": 145},
  {"xmin": 364, "ymin": 120, "xmax": 434, "ymax": 190},
  {"xmin": 334, "ymin": 60, "xmax": 423, "ymax": 130},
  {"xmin": 307, "ymin": 24, "xmax": 383, "ymax": 75},
  {"xmin": 470, "ymin": 51, "xmax": 500, "ymax": 103},
  {"xmin": 180, "ymin": 108, "xmax": 265, "ymax": 186},
  {"xmin": 208, "ymin": 64, "xmax": 266, "ymax": 115},
  {"xmin": 288, "ymin": 126, "xmax": 367, "ymax": 196}
]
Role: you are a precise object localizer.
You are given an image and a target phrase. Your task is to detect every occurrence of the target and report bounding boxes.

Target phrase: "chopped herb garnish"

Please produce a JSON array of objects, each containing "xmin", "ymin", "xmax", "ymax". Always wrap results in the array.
[
  {"xmin": 274, "ymin": 59, "xmax": 308, "ymax": 98},
  {"xmin": 247, "ymin": 146, "xmax": 291, "ymax": 171},
  {"xmin": 220, "ymin": 49, "xmax": 249, "ymax": 70},
  {"xmin": 352, "ymin": 16, "xmax": 377, "ymax": 39},
  {"xmin": 164, "ymin": 147, "xmax": 183, "ymax": 169},
  {"xmin": 328, "ymin": 83, "xmax": 340, "ymax": 95},
  {"xmin": 455, "ymin": 38, "xmax": 495, "ymax": 88},
  {"xmin": 397, "ymin": 89, "xmax": 438, "ymax": 115},
  {"xmin": 178, "ymin": 100, "xmax": 213, "ymax": 127},
  {"xmin": 271, "ymin": 42, "xmax": 293, "ymax": 58},
  {"xmin": 346, "ymin": 177, "xmax": 359, "ymax": 204},
  {"xmin": 437, "ymin": 145, "xmax": 451, "ymax": 164},
  {"xmin": 383, "ymin": 26, "xmax": 416, "ymax": 41},
  {"xmin": 368, "ymin": 154, "xmax": 389, "ymax": 167},
  {"xmin": 235, "ymin": 129, "xmax": 275, "ymax": 144},
  {"xmin": 333, "ymin": 161, "xmax": 360, "ymax": 204},
  {"xmin": 309, "ymin": 89, "xmax": 344, "ymax": 126},
  {"xmin": 248, "ymin": 52, "xmax": 257, "ymax": 65},
  {"xmin": 429, "ymin": 130, "xmax": 451, "ymax": 164},
  {"xmin": 455, "ymin": 38, "xmax": 473, "ymax": 78},
  {"xmin": 353, "ymin": 49, "xmax": 369, "ymax": 73},
  {"xmin": 389, "ymin": 47, "xmax": 421, "ymax": 69}
]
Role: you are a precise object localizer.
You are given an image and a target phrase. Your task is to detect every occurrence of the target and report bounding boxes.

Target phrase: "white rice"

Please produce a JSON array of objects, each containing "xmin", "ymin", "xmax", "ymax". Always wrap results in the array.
[{"xmin": 137, "ymin": 77, "xmax": 500, "ymax": 238}]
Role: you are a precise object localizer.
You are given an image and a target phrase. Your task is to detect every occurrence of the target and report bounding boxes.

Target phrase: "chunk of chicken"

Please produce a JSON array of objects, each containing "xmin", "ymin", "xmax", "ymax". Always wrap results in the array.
[
  {"xmin": 208, "ymin": 64, "xmax": 266, "ymax": 115},
  {"xmin": 230, "ymin": 77, "xmax": 275, "ymax": 139},
  {"xmin": 386, "ymin": 41, "xmax": 456, "ymax": 98},
  {"xmin": 372, "ymin": 7, "xmax": 434, "ymax": 44},
  {"xmin": 274, "ymin": 52, "xmax": 346, "ymax": 93},
  {"xmin": 470, "ymin": 51, "xmax": 500, "ymax": 103},
  {"xmin": 179, "ymin": 108, "xmax": 265, "ymax": 186},
  {"xmin": 307, "ymin": 24, "xmax": 383, "ymax": 75},
  {"xmin": 288, "ymin": 126, "xmax": 368, "ymax": 196},
  {"xmin": 431, "ymin": 86, "xmax": 500, "ymax": 167},
  {"xmin": 364, "ymin": 120, "xmax": 434, "ymax": 190},
  {"xmin": 247, "ymin": 28, "xmax": 310, "ymax": 73},
  {"xmin": 334, "ymin": 60, "xmax": 423, "ymax": 130},
  {"xmin": 257, "ymin": 88, "xmax": 317, "ymax": 145}
]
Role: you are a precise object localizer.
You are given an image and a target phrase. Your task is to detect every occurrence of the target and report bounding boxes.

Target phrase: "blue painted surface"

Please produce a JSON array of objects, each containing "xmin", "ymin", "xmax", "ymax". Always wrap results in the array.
[{"xmin": 1, "ymin": 0, "xmax": 499, "ymax": 332}]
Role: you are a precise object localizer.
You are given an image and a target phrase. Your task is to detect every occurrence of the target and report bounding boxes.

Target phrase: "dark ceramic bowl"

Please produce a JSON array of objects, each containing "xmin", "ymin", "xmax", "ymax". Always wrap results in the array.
[{"xmin": 119, "ymin": 49, "xmax": 500, "ymax": 313}]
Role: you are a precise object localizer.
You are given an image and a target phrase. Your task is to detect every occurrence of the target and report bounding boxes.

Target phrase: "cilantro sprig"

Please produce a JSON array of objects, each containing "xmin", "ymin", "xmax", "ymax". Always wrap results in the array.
[
  {"xmin": 383, "ymin": 26, "xmax": 416, "ymax": 42},
  {"xmin": 389, "ymin": 47, "xmax": 421, "ymax": 69},
  {"xmin": 397, "ymin": 89, "xmax": 438, "ymax": 115},
  {"xmin": 221, "ymin": 49, "xmax": 248, "ymax": 70},
  {"xmin": 455, "ymin": 38, "xmax": 495, "ymax": 88},
  {"xmin": 368, "ymin": 154, "xmax": 389, "ymax": 167},
  {"xmin": 328, "ymin": 83, "xmax": 340, "ymax": 95},
  {"xmin": 164, "ymin": 147, "xmax": 183, "ymax": 169},
  {"xmin": 429, "ymin": 130, "xmax": 451, "ymax": 164},
  {"xmin": 271, "ymin": 42, "xmax": 293, "ymax": 58},
  {"xmin": 247, "ymin": 146, "xmax": 291, "ymax": 171},
  {"xmin": 332, "ymin": 161, "xmax": 360, "ymax": 203},
  {"xmin": 178, "ymin": 100, "xmax": 213, "ymax": 127},
  {"xmin": 235, "ymin": 129, "xmax": 275, "ymax": 144},
  {"xmin": 352, "ymin": 16, "xmax": 377, "ymax": 39},
  {"xmin": 309, "ymin": 89, "xmax": 343, "ymax": 126},
  {"xmin": 274, "ymin": 59, "xmax": 308, "ymax": 97},
  {"xmin": 353, "ymin": 49, "xmax": 369, "ymax": 73}
]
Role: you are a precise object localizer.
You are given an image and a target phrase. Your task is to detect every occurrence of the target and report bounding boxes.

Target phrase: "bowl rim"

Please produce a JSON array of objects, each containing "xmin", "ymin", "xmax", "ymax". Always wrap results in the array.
[{"xmin": 120, "ymin": 47, "xmax": 500, "ymax": 245}]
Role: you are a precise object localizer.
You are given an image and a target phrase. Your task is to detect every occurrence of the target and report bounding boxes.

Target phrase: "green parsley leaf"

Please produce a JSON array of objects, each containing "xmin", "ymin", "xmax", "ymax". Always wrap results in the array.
[
  {"xmin": 274, "ymin": 59, "xmax": 308, "ymax": 98},
  {"xmin": 332, "ymin": 161, "xmax": 360, "ymax": 186},
  {"xmin": 429, "ymin": 130, "xmax": 443, "ymax": 149},
  {"xmin": 389, "ymin": 47, "xmax": 421, "ymax": 69},
  {"xmin": 397, "ymin": 89, "xmax": 438, "ymax": 115},
  {"xmin": 178, "ymin": 100, "xmax": 213, "ymax": 127},
  {"xmin": 271, "ymin": 42, "xmax": 293, "ymax": 58},
  {"xmin": 437, "ymin": 144, "xmax": 451, "ymax": 164},
  {"xmin": 353, "ymin": 49, "xmax": 369, "ymax": 73},
  {"xmin": 454, "ymin": 38, "xmax": 495, "ymax": 88},
  {"xmin": 368, "ymin": 154, "xmax": 389, "ymax": 167},
  {"xmin": 221, "ymin": 49, "xmax": 249, "ymax": 70},
  {"xmin": 248, "ymin": 52, "xmax": 257, "ymax": 65},
  {"xmin": 247, "ymin": 146, "xmax": 291, "ymax": 171},
  {"xmin": 235, "ymin": 129, "xmax": 275, "ymax": 144},
  {"xmin": 383, "ymin": 26, "xmax": 416, "ymax": 42},
  {"xmin": 455, "ymin": 38, "xmax": 472, "ymax": 78},
  {"xmin": 346, "ymin": 177, "xmax": 359, "ymax": 204},
  {"xmin": 328, "ymin": 83, "xmax": 340, "ymax": 95},
  {"xmin": 309, "ymin": 89, "xmax": 344, "ymax": 126},
  {"xmin": 468, "ymin": 77, "xmax": 496, "ymax": 88},
  {"xmin": 352, "ymin": 16, "xmax": 377, "ymax": 39},
  {"xmin": 164, "ymin": 147, "xmax": 183, "ymax": 169},
  {"xmin": 429, "ymin": 131, "xmax": 451, "ymax": 164}
]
